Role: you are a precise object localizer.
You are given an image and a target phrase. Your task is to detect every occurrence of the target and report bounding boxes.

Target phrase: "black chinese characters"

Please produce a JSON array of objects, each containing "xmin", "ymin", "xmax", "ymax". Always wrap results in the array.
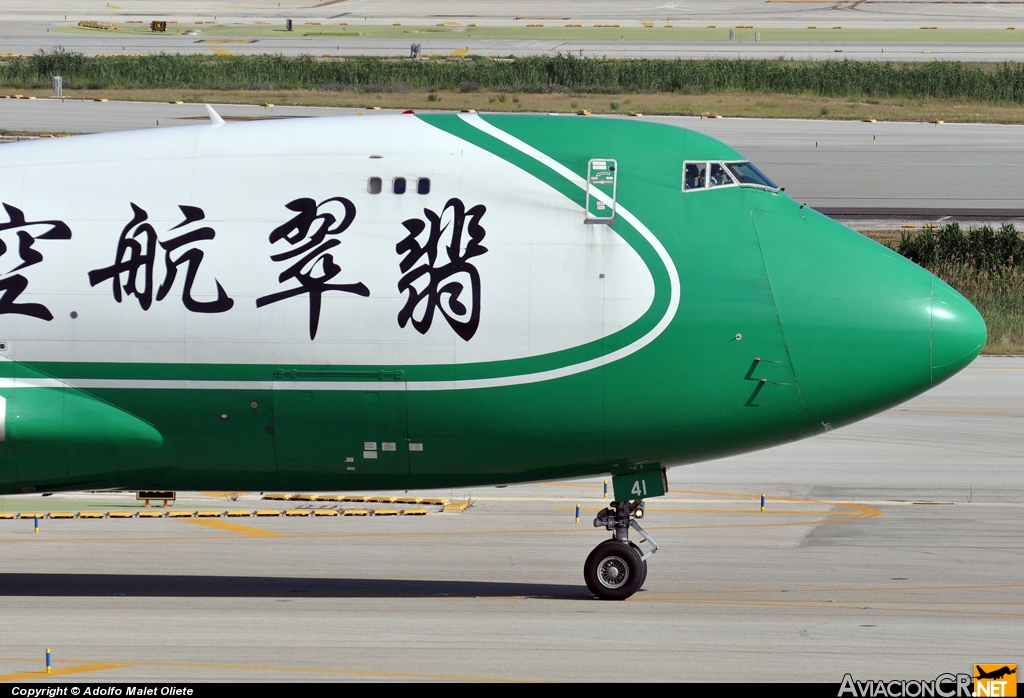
[
  {"xmin": 88, "ymin": 203, "xmax": 234, "ymax": 313},
  {"xmin": 0, "ymin": 203, "xmax": 71, "ymax": 321},
  {"xmin": 255, "ymin": 197, "xmax": 369, "ymax": 340},
  {"xmin": 397, "ymin": 198, "xmax": 487, "ymax": 341},
  {"xmin": 10, "ymin": 194, "xmax": 491, "ymax": 342}
]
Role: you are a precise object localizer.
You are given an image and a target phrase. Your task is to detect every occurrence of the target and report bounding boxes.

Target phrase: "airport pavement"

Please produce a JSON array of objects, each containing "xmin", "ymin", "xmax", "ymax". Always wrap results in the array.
[
  {"xmin": 4, "ymin": 0, "xmax": 1024, "ymax": 28},
  {"xmin": 0, "ymin": 357, "xmax": 1020, "ymax": 682},
  {"xmin": 6, "ymin": 31, "xmax": 1024, "ymax": 62},
  {"xmin": 2, "ymin": 98, "xmax": 1023, "ymax": 217},
  {"xmin": 668, "ymin": 115, "xmax": 1024, "ymax": 215},
  {"xmin": 6, "ymin": 1, "xmax": 1024, "ymax": 60}
]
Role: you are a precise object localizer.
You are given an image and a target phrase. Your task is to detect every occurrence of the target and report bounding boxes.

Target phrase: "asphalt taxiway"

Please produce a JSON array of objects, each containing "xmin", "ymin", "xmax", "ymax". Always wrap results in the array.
[
  {"xmin": 5, "ymin": 0, "xmax": 1024, "ymax": 28},
  {"xmin": 3, "ymin": 98, "xmax": 1023, "ymax": 218},
  {"xmin": 6, "ymin": 31, "xmax": 1024, "ymax": 62},
  {"xmin": 0, "ymin": 357, "xmax": 1020, "ymax": 682},
  {"xmin": 7, "ymin": 0, "xmax": 1024, "ymax": 60}
]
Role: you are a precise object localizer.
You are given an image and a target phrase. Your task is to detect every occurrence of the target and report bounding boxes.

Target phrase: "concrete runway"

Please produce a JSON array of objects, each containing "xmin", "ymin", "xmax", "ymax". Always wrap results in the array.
[
  {"xmin": 3, "ymin": 98, "xmax": 1024, "ymax": 217},
  {"xmin": 5, "ymin": 0, "xmax": 1024, "ymax": 28},
  {"xmin": 0, "ymin": 357, "xmax": 1020, "ymax": 682},
  {"xmin": 7, "ymin": 31, "xmax": 1024, "ymax": 62},
  {"xmin": 6, "ymin": 1, "xmax": 1024, "ymax": 60}
]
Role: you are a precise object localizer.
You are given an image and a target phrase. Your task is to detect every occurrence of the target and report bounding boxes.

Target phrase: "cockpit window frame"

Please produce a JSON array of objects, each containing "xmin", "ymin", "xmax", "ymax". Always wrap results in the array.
[
  {"xmin": 683, "ymin": 161, "xmax": 709, "ymax": 192},
  {"xmin": 683, "ymin": 160, "xmax": 779, "ymax": 193},
  {"xmin": 708, "ymin": 162, "xmax": 737, "ymax": 189},
  {"xmin": 724, "ymin": 160, "xmax": 779, "ymax": 191},
  {"xmin": 683, "ymin": 160, "xmax": 737, "ymax": 192}
]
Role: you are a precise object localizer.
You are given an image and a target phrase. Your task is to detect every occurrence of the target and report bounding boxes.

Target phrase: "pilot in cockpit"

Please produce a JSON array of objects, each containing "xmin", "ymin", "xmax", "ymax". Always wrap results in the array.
[
  {"xmin": 685, "ymin": 163, "xmax": 706, "ymax": 190},
  {"xmin": 708, "ymin": 163, "xmax": 730, "ymax": 187}
]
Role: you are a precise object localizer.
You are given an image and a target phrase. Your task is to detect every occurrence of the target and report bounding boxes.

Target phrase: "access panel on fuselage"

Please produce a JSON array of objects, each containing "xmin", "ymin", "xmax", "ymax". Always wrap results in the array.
[{"xmin": 273, "ymin": 379, "xmax": 410, "ymax": 478}]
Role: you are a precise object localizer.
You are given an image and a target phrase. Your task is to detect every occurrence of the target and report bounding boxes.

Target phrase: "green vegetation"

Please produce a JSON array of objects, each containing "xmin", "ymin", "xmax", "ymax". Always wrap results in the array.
[
  {"xmin": 896, "ymin": 222, "xmax": 1024, "ymax": 270},
  {"xmin": 936, "ymin": 265, "xmax": 1024, "ymax": 354},
  {"xmin": 894, "ymin": 224, "xmax": 1024, "ymax": 354},
  {"xmin": 6, "ymin": 51, "xmax": 1024, "ymax": 103}
]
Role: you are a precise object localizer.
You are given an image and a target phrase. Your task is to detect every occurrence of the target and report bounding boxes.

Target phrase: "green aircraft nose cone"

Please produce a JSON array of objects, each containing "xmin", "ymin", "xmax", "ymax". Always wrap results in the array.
[{"xmin": 931, "ymin": 277, "xmax": 987, "ymax": 385}]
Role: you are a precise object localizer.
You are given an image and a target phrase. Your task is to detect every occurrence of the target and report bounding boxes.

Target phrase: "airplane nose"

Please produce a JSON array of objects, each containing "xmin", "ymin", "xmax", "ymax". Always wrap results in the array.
[
  {"xmin": 930, "ymin": 277, "xmax": 986, "ymax": 385},
  {"xmin": 751, "ymin": 207, "xmax": 988, "ymax": 432}
]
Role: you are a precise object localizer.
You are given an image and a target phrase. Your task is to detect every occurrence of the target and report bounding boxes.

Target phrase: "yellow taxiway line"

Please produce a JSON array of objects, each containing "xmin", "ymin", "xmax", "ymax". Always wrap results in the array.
[
  {"xmin": 0, "ymin": 658, "xmax": 519, "ymax": 683},
  {"xmin": 0, "ymin": 663, "xmax": 128, "ymax": 682},
  {"xmin": 0, "ymin": 488, "xmax": 883, "ymax": 542},
  {"xmin": 181, "ymin": 519, "xmax": 284, "ymax": 537}
]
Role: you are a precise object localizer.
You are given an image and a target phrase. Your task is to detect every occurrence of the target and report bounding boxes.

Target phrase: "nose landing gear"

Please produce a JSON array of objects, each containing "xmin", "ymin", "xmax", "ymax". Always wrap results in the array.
[{"xmin": 585, "ymin": 499, "xmax": 660, "ymax": 600}]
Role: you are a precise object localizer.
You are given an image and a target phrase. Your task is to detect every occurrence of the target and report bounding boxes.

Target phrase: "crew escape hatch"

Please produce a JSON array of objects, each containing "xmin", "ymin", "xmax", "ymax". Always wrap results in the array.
[{"xmin": 585, "ymin": 158, "xmax": 617, "ymax": 225}]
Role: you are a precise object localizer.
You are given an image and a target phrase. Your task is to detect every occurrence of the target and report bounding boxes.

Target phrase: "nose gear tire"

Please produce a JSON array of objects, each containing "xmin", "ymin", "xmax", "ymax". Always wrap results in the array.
[{"xmin": 584, "ymin": 540, "xmax": 645, "ymax": 600}]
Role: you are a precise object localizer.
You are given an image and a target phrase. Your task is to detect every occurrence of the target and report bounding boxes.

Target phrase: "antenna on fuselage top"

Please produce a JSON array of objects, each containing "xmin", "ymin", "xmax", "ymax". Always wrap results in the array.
[{"xmin": 204, "ymin": 104, "xmax": 225, "ymax": 126}]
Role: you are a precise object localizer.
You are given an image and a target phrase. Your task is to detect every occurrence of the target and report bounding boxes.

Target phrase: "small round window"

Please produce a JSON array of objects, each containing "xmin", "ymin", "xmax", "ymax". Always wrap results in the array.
[
  {"xmin": 393, "ymin": 177, "xmax": 407, "ymax": 194},
  {"xmin": 367, "ymin": 177, "xmax": 382, "ymax": 194},
  {"xmin": 417, "ymin": 178, "xmax": 431, "ymax": 195}
]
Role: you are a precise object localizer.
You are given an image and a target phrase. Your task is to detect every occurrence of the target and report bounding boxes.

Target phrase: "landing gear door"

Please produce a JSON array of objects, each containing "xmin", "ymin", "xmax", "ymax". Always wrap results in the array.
[{"xmin": 584, "ymin": 158, "xmax": 617, "ymax": 225}]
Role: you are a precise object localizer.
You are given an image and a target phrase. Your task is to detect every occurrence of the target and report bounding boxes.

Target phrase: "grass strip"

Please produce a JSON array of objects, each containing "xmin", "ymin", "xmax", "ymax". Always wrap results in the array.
[
  {"xmin": 934, "ymin": 264, "xmax": 1024, "ymax": 355},
  {"xmin": 884, "ymin": 224, "xmax": 1024, "ymax": 354},
  {"xmin": 7, "ymin": 52, "xmax": 1024, "ymax": 103}
]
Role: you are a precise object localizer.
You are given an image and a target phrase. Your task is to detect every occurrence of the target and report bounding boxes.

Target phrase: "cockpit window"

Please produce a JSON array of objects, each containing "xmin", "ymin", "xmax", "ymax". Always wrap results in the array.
[
  {"xmin": 685, "ymin": 160, "xmax": 778, "ymax": 192},
  {"xmin": 726, "ymin": 162, "xmax": 778, "ymax": 189},
  {"xmin": 708, "ymin": 163, "xmax": 735, "ymax": 188},
  {"xmin": 684, "ymin": 162, "xmax": 706, "ymax": 191}
]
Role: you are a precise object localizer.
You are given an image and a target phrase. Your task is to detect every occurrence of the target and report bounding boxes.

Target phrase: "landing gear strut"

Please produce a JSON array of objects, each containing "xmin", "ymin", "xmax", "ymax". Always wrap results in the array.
[{"xmin": 585, "ymin": 499, "xmax": 660, "ymax": 600}]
